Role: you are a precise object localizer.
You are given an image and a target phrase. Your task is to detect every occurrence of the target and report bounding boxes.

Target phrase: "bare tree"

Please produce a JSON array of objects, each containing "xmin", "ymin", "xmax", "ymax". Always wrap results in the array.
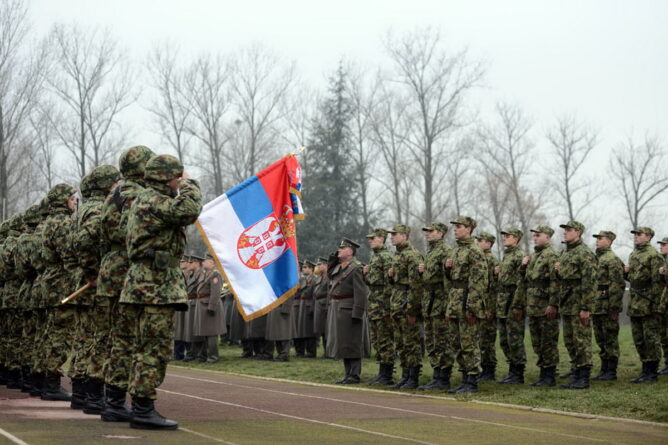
[
  {"xmin": 30, "ymin": 100, "xmax": 60, "ymax": 192},
  {"xmin": 546, "ymin": 114, "xmax": 598, "ymax": 221},
  {"xmin": 0, "ymin": 0, "xmax": 49, "ymax": 219},
  {"xmin": 146, "ymin": 42, "xmax": 191, "ymax": 162},
  {"xmin": 476, "ymin": 169, "xmax": 514, "ymax": 257},
  {"xmin": 610, "ymin": 135, "xmax": 668, "ymax": 230},
  {"xmin": 384, "ymin": 27, "xmax": 484, "ymax": 222},
  {"xmin": 280, "ymin": 87, "xmax": 316, "ymax": 176},
  {"xmin": 48, "ymin": 23, "xmax": 134, "ymax": 179}
]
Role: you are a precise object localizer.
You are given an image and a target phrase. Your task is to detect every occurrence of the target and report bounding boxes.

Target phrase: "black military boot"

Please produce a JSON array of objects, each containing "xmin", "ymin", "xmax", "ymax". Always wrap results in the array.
[
  {"xmin": 561, "ymin": 367, "xmax": 583, "ymax": 389},
  {"xmin": 418, "ymin": 367, "xmax": 440, "ymax": 390},
  {"xmin": 559, "ymin": 367, "xmax": 575, "ymax": 379},
  {"xmin": 390, "ymin": 368, "xmax": 409, "ymax": 389},
  {"xmin": 636, "ymin": 361, "xmax": 658, "ymax": 383},
  {"xmin": 400, "ymin": 366, "xmax": 421, "ymax": 390},
  {"xmin": 40, "ymin": 373, "xmax": 72, "ymax": 401},
  {"xmin": 497, "ymin": 364, "xmax": 514, "ymax": 384},
  {"xmin": 659, "ymin": 360, "xmax": 668, "ymax": 376},
  {"xmin": 599, "ymin": 357, "xmax": 618, "ymax": 381},
  {"xmin": 434, "ymin": 366, "xmax": 452, "ymax": 390},
  {"xmin": 20, "ymin": 367, "xmax": 32, "ymax": 393},
  {"xmin": 83, "ymin": 378, "xmax": 105, "ymax": 414},
  {"xmin": 567, "ymin": 367, "xmax": 590, "ymax": 390},
  {"xmin": 130, "ymin": 397, "xmax": 178, "ymax": 430},
  {"xmin": 533, "ymin": 366, "xmax": 556, "ymax": 387},
  {"xmin": 239, "ymin": 340, "xmax": 253, "ymax": 358},
  {"xmin": 6, "ymin": 369, "xmax": 21, "ymax": 389},
  {"xmin": 367, "ymin": 363, "xmax": 383, "ymax": 385},
  {"xmin": 478, "ymin": 364, "xmax": 496, "ymax": 382},
  {"xmin": 29, "ymin": 373, "xmax": 44, "ymax": 397},
  {"xmin": 377, "ymin": 363, "xmax": 395, "ymax": 386},
  {"xmin": 448, "ymin": 372, "xmax": 467, "ymax": 394},
  {"xmin": 592, "ymin": 359, "xmax": 608, "ymax": 381},
  {"xmin": 335, "ymin": 359, "xmax": 352, "ymax": 384},
  {"xmin": 101, "ymin": 384, "xmax": 132, "ymax": 422},
  {"xmin": 70, "ymin": 378, "xmax": 87, "ymax": 410},
  {"xmin": 500, "ymin": 364, "xmax": 524, "ymax": 384},
  {"xmin": 630, "ymin": 362, "xmax": 648, "ymax": 383},
  {"xmin": 341, "ymin": 358, "xmax": 361, "ymax": 384},
  {"xmin": 529, "ymin": 367, "xmax": 546, "ymax": 386},
  {"xmin": 455, "ymin": 374, "xmax": 478, "ymax": 394}
]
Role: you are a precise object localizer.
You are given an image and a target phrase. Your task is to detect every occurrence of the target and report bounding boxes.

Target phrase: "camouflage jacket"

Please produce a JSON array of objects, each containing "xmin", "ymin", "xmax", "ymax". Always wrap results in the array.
[
  {"xmin": 73, "ymin": 194, "xmax": 107, "ymax": 305},
  {"xmin": 0, "ymin": 228, "xmax": 21, "ymax": 309},
  {"xmin": 556, "ymin": 239, "xmax": 597, "ymax": 315},
  {"xmin": 30, "ymin": 218, "xmax": 50, "ymax": 309},
  {"xmin": 481, "ymin": 248, "xmax": 499, "ymax": 316},
  {"xmin": 496, "ymin": 244, "xmax": 524, "ymax": 318},
  {"xmin": 592, "ymin": 247, "xmax": 625, "ymax": 314},
  {"xmin": 513, "ymin": 243, "xmax": 559, "ymax": 316},
  {"xmin": 389, "ymin": 241, "xmax": 423, "ymax": 317},
  {"xmin": 421, "ymin": 238, "xmax": 452, "ymax": 318},
  {"xmin": 97, "ymin": 179, "xmax": 146, "ymax": 298},
  {"xmin": 444, "ymin": 236, "xmax": 487, "ymax": 318},
  {"xmin": 626, "ymin": 242, "xmax": 663, "ymax": 316},
  {"xmin": 42, "ymin": 208, "xmax": 78, "ymax": 307},
  {"xmin": 14, "ymin": 227, "xmax": 38, "ymax": 310},
  {"xmin": 119, "ymin": 179, "xmax": 202, "ymax": 307},
  {"xmin": 365, "ymin": 245, "xmax": 393, "ymax": 320}
]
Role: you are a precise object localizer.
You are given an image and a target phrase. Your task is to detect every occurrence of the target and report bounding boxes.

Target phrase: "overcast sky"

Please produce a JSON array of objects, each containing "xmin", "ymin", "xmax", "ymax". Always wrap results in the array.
[{"xmin": 29, "ymin": 0, "xmax": 668, "ymax": 253}]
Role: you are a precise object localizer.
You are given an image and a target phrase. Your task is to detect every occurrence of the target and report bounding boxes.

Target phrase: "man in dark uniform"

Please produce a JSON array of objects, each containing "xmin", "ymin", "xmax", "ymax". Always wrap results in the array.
[
  {"xmin": 313, "ymin": 258, "xmax": 330, "ymax": 357},
  {"xmin": 296, "ymin": 260, "xmax": 317, "ymax": 358}
]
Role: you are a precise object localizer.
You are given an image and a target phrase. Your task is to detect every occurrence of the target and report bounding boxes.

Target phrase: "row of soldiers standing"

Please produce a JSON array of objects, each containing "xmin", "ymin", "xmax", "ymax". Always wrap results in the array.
[{"xmin": 0, "ymin": 145, "xmax": 203, "ymax": 431}]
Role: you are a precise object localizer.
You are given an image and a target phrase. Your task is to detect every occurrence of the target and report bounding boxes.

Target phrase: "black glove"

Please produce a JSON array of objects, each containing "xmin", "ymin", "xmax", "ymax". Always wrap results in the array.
[{"xmin": 328, "ymin": 251, "xmax": 340, "ymax": 269}]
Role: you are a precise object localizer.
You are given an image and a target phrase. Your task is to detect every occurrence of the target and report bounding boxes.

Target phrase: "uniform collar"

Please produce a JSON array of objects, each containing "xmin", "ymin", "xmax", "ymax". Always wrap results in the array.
[
  {"xmin": 456, "ymin": 237, "xmax": 473, "ymax": 247},
  {"xmin": 504, "ymin": 244, "xmax": 519, "ymax": 253}
]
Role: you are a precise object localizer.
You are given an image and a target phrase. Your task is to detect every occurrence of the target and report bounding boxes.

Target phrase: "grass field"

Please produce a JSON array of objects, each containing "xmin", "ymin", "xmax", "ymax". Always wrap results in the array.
[{"xmin": 175, "ymin": 325, "xmax": 668, "ymax": 423}]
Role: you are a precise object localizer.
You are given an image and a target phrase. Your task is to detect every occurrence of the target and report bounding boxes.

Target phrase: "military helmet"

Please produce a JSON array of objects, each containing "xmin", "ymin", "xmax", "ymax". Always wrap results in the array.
[
  {"xmin": 38, "ymin": 196, "xmax": 50, "ymax": 217},
  {"xmin": 144, "ymin": 154, "xmax": 184, "ymax": 183},
  {"xmin": 0, "ymin": 219, "xmax": 9, "ymax": 238},
  {"xmin": 119, "ymin": 145, "xmax": 155, "ymax": 179},
  {"xmin": 88, "ymin": 164, "xmax": 121, "ymax": 192},
  {"xmin": 47, "ymin": 183, "xmax": 77, "ymax": 209},
  {"xmin": 22, "ymin": 204, "xmax": 42, "ymax": 227},
  {"xmin": 7, "ymin": 212, "xmax": 23, "ymax": 232},
  {"xmin": 79, "ymin": 174, "xmax": 93, "ymax": 198}
]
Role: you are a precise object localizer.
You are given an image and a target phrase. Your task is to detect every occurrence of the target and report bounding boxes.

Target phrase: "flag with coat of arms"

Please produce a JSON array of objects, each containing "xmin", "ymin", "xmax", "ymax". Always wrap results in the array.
[{"xmin": 196, "ymin": 154, "xmax": 303, "ymax": 321}]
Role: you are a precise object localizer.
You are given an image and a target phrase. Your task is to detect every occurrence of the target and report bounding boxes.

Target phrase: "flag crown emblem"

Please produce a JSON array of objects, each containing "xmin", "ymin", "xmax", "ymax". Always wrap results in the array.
[{"xmin": 237, "ymin": 215, "xmax": 287, "ymax": 269}]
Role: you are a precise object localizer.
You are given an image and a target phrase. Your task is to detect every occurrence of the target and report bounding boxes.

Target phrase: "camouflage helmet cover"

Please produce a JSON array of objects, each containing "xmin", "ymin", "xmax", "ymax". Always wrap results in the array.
[
  {"xmin": 119, "ymin": 145, "xmax": 155, "ymax": 179},
  {"xmin": 47, "ymin": 183, "xmax": 77, "ymax": 209},
  {"xmin": 22, "ymin": 204, "xmax": 41, "ymax": 226},
  {"xmin": 88, "ymin": 164, "xmax": 121, "ymax": 192},
  {"xmin": 144, "ymin": 154, "xmax": 184, "ymax": 183}
]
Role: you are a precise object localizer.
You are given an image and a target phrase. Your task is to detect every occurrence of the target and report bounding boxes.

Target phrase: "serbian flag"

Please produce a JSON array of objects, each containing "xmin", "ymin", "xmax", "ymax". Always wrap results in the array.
[{"xmin": 196, "ymin": 155, "xmax": 303, "ymax": 321}]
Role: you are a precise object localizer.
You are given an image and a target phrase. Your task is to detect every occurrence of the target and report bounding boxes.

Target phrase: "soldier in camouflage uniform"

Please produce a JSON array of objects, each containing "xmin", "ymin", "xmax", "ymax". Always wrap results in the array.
[
  {"xmin": 625, "ymin": 226, "xmax": 664, "ymax": 383},
  {"xmin": 496, "ymin": 228, "xmax": 527, "ymax": 384},
  {"xmin": 591, "ymin": 231, "xmax": 625, "ymax": 381},
  {"xmin": 120, "ymin": 154, "xmax": 202, "ymax": 429},
  {"xmin": 658, "ymin": 237, "xmax": 668, "ymax": 375},
  {"xmin": 555, "ymin": 220, "xmax": 597, "ymax": 390},
  {"xmin": 475, "ymin": 232, "xmax": 499, "ymax": 381},
  {"xmin": 387, "ymin": 224, "xmax": 424, "ymax": 389},
  {"xmin": 0, "ymin": 221, "xmax": 7, "ymax": 385},
  {"xmin": 71, "ymin": 165, "xmax": 121, "ymax": 413},
  {"xmin": 513, "ymin": 225, "xmax": 560, "ymax": 387},
  {"xmin": 363, "ymin": 228, "xmax": 395, "ymax": 385},
  {"xmin": 444, "ymin": 216, "xmax": 488, "ymax": 394},
  {"xmin": 417, "ymin": 222, "xmax": 453, "ymax": 391},
  {"xmin": 98, "ymin": 145, "xmax": 155, "ymax": 422}
]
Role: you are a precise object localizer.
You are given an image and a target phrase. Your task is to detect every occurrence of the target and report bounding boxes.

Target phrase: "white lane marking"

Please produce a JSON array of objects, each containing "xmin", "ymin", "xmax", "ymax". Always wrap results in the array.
[
  {"xmin": 159, "ymin": 388, "xmax": 438, "ymax": 445},
  {"xmin": 180, "ymin": 427, "xmax": 238, "ymax": 445},
  {"xmin": 0, "ymin": 427, "xmax": 29, "ymax": 445},
  {"xmin": 168, "ymin": 373, "xmax": 627, "ymax": 445}
]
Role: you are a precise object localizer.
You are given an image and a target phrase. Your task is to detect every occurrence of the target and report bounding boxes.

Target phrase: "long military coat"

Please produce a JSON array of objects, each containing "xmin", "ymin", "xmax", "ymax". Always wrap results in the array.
[
  {"xmin": 193, "ymin": 269, "xmax": 227, "ymax": 336},
  {"xmin": 313, "ymin": 273, "xmax": 329, "ymax": 335},
  {"xmin": 297, "ymin": 274, "xmax": 316, "ymax": 338},
  {"xmin": 183, "ymin": 268, "xmax": 206, "ymax": 342},
  {"xmin": 266, "ymin": 296, "xmax": 295, "ymax": 341}
]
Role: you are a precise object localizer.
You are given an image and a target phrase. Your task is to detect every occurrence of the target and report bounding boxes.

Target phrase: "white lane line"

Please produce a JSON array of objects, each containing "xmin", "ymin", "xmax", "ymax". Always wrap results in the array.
[
  {"xmin": 0, "ymin": 427, "xmax": 29, "ymax": 445},
  {"xmin": 159, "ymin": 388, "xmax": 438, "ymax": 445},
  {"xmin": 168, "ymin": 373, "xmax": 626, "ymax": 445},
  {"xmin": 180, "ymin": 427, "xmax": 238, "ymax": 445}
]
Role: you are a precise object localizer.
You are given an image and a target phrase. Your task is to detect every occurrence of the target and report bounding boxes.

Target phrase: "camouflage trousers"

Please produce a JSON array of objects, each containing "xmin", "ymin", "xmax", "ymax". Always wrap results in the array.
[
  {"xmin": 41, "ymin": 306, "xmax": 77, "ymax": 375},
  {"xmin": 630, "ymin": 315, "xmax": 662, "ymax": 362},
  {"xmin": 424, "ymin": 316, "xmax": 455, "ymax": 369},
  {"xmin": 70, "ymin": 306, "xmax": 92, "ymax": 379},
  {"xmin": 3, "ymin": 310, "xmax": 23, "ymax": 370},
  {"xmin": 104, "ymin": 298, "xmax": 135, "ymax": 390},
  {"xmin": 661, "ymin": 313, "xmax": 668, "ymax": 363},
  {"xmin": 562, "ymin": 314, "xmax": 592, "ymax": 368},
  {"xmin": 20, "ymin": 311, "xmax": 36, "ymax": 369},
  {"xmin": 123, "ymin": 304, "xmax": 175, "ymax": 400},
  {"xmin": 392, "ymin": 313, "xmax": 422, "ymax": 368},
  {"xmin": 479, "ymin": 317, "xmax": 497, "ymax": 367},
  {"xmin": 451, "ymin": 317, "xmax": 481, "ymax": 375},
  {"xmin": 592, "ymin": 314, "xmax": 620, "ymax": 360},
  {"xmin": 368, "ymin": 317, "xmax": 395, "ymax": 364},
  {"xmin": 31, "ymin": 310, "xmax": 48, "ymax": 373},
  {"xmin": 528, "ymin": 316, "xmax": 559, "ymax": 368},
  {"xmin": 71, "ymin": 302, "xmax": 112, "ymax": 380},
  {"xmin": 497, "ymin": 317, "xmax": 526, "ymax": 365}
]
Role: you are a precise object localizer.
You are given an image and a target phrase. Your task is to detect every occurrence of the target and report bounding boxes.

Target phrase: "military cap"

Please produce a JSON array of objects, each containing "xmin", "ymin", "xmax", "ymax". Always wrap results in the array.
[
  {"xmin": 180, "ymin": 255, "xmax": 190, "ymax": 262},
  {"xmin": 22, "ymin": 204, "xmax": 41, "ymax": 227},
  {"xmin": 88, "ymin": 164, "xmax": 121, "ymax": 192},
  {"xmin": 366, "ymin": 228, "xmax": 388, "ymax": 239},
  {"xmin": 657, "ymin": 237, "xmax": 668, "ymax": 245},
  {"xmin": 303, "ymin": 260, "xmax": 316, "ymax": 268},
  {"xmin": 387, "ymin": 224, "xmax": 410, "ymax": 235},
  {"xmin": 475, "ymin": 231, "xmax": 496, "ymax": 243},
  {"xmin": 339, "ymin": 238, "xmax": 361, "ymax": 249},
  {"xmin": 592, "ymin": 230, "xmax": 616, "ymax": 241},
  {"xmin": 559, "ymin": 220, "xmax": 585, "ymax": 233},
  {"xmin": 317, "ymin": 257, "xmax": 328, "ymax": 264},
  {"xmin": 144, "ymin": 154, "xmax": 184, "ymax": 183},
  {"xmin": 500, "ymin": 227, "xmax": 523, "ymax": 240},
  {"xmin": 422, "ymin": 222, "xmax": 449, "ymax": 234},
  {"xmin": 189, "ymin": 253, "xmax": 205, "ymax": 262},
  {"xmin": 119, "ymin": 145, "xmax": 155, "ymax": 179},
  {"xmin": 450, "ymin": 216, "xmax": 477, "ymax": 229},
  {"xmin": 530, "ymin": 225, "xmax": 554, "ymax": 237},
  {"xmin": 631, "ymin": 226, "xmax": 655, "ymax": 237},
  {"xmin": 47, "ymin": 183, "xmax": 77, "ymax": 209}
]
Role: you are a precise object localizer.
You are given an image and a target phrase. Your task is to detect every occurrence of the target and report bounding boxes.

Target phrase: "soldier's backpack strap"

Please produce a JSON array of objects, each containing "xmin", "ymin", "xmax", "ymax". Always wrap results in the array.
[{"xmin": 112, "ymin": 185, "xmax": 124, "ymax": 212}]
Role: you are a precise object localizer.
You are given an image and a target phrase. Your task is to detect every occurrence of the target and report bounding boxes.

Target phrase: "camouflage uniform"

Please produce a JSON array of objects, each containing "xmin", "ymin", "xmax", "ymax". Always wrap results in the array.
[
  {"xmin": 496, "ymin": 228, "xmax": 526, "ymax": 383},
  {"xmin": 388, "ymin": 224, "xmax": 423, "ymax": 389},
  {"xmin": 556, "ymin": 221, "xmax": 597, "ymax": 389},
  {"xmin": 659, "ymin": 239, "xmax": 668, "ymax": 375},
  {"xmin": 476, "ymin": 232, "xmax": 499, "ymax": 381},
  {"xmin": 445, "ymin": 216, "xmax": 488, "ymax": 394},
  {"xmin": 626, "ymin": 227, "xmax": 664, "ymax": 382},
  {"xmin": 591, "ymin": 231, "xmax": 625, "ymax": 380},
  {"xmin": 513, "ymin": 226, "xmax": 560, "ymax": 386}
]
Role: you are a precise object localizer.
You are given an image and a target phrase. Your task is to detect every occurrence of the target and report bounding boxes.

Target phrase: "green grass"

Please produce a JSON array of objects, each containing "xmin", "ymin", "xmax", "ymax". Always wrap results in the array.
[{"xmin": 172, "ymin": 326, "xmax": 668, "ymax": 423}]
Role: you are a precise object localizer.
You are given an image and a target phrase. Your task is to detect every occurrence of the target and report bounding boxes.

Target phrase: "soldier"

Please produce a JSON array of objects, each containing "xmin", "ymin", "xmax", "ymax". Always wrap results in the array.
[
  {"xmin": 658, "ymin": 237, "xmax": 668, "ymax": 375},
  {"xmin": 327, "ymin": 238, "xmax": 369, "ymax": 384},
  {"xmin": 496, "ymin": 227, "xmax": 527, "ymax": 384},
  {"xmin": 625, "ymin": 226, "xmax": 664, "ymax": 383},
  {"xmin": 475, "ymin": 232, "xmax": 499, "ymax": 381},
  {"xmin": 193, "ymin": 253, "xmax": 227, "ymax": 363},
  {"xmin": 173, "ymin": 255, "xmax": 191, "ymax": 361},
  {"xmin": 591, "ymin": 231, "xmax": 625, "ymax": 381},
  {"xmin": 417, "ymin": 222, "xmax": 453, "ymax": 391},
  {"xmin": 183, "ymin": 254, "xmax": 206, "ymax": 361},
  {"xmin": 555, "ymin": 220, "xmax": 597, "ymax": 390},
  {"xmin": 266, "ymin": 292, "xmax": 295, "ymax": 362},
  {"xmin": 119, "ymin": 154, "xmax": 201, "ymax": 429},
  {"xmin": 387, "ymin": 224, "xmax": 424, "ymax": 389},
  {"xmin": 363, "ymin": 228, "xmax": 395, "ymax": 385},
  {"xmin": 513, "ymin": 225, "xmax": 560, "ymax": 387},
  {"xmin": 444, "ymin": 216, "xmax": 488, "ymax": 394},
  {"xmin": 98, "ymin": 145, "xmax": 155, "ymax": 422},
  {"xmin": 0, "ymin": 221, "xmax": 8, "ymax": 385},
  {"xmin": 292, "ymin": 262, "xmax": 306, "ymax": 357},
  {"xmin": 313, "ymin": 257, "xmax": 330, "ymax": 357},
  {"xmin": 296, "ymin": 260, "xmax": 317, "ymax": 358}
]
